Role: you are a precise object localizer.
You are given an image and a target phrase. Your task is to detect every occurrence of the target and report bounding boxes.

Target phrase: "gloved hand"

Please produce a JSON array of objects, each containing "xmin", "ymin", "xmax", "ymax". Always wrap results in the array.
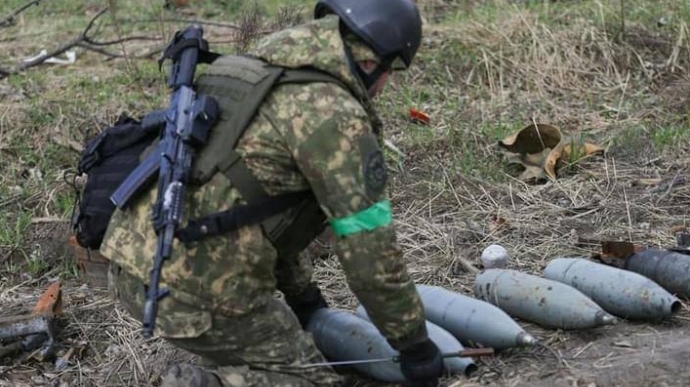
[
  {"xmin": 285, "ymin": 283, "xmax": 328, "ymax": 328},
  {"xmin": 398, "ymin": 339, "xmax": 444, "ymax": 387}
]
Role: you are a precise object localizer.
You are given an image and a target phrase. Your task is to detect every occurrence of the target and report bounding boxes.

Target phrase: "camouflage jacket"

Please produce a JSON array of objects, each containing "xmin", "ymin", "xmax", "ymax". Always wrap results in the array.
[{"xmin": 100, "ymin": 16, "xmax": 427, "ymax": 350}]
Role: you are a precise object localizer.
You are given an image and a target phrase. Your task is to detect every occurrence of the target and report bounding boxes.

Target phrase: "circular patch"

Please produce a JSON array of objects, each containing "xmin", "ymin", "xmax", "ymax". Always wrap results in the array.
[{"xmin": 364, "ymin": 150, "xmax": 387, "ymax": 195}]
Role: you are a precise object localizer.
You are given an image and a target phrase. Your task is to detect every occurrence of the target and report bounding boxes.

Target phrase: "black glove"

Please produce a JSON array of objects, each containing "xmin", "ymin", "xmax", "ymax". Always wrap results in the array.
[
  {"xmin": 398, "ymin": 339, "xmax": 444, "ymax": 387},
  {"xmin": 284, "ymin": 283, "xmax": 328, "ymax": 328}
]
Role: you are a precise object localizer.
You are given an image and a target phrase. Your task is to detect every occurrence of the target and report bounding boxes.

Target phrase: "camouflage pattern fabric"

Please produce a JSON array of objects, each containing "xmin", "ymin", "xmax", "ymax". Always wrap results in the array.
[
  {"xmin": 275, "ymin": 250, "xmax": 315, "ymax": 301},
  {"xmin": 109, "ymin": 262, "xmax": 342, "ymax": 387},
  {"xmin": 100, "ymin": 14, "xmax": 428, "ymax": 384}
]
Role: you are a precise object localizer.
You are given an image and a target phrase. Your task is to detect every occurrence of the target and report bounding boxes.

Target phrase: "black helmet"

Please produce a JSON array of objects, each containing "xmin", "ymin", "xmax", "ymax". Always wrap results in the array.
[{"xmin": 314, "ymin": 0, "xmax": 422, "ymax": 70}]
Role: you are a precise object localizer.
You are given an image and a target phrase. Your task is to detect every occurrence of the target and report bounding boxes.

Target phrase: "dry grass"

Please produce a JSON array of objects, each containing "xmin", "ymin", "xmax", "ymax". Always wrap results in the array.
[{"xmin": 2, "ymin": 0, "xmax": 690, "ymax": 386}]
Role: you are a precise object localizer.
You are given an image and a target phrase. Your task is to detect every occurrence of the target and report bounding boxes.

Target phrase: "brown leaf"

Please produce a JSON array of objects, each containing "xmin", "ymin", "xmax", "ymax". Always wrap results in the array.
[
  {"xmin": 544, "ymin": 137, "xmax": 604, "ymax": 180},
  {"xmin": 544, "ymin": 145, "xmax": 565, "ymax": 180},
  {"xmin": 488, "ymin": 215, "xmax": 508, "ymax": 233},
  {"xmin": 499, "ymin": 123, "xmax": 562, "ymax": 154},
  {"xmin": 33, "ymin": 281, "xmax": 62, "ymax": 316},
  {"xmin": 561, "ymin": 139, "xmax": 604, "ymax": 161},
  {"xmin": 518, "ymin": 165, "xmax": 547, "ymax": 182}
]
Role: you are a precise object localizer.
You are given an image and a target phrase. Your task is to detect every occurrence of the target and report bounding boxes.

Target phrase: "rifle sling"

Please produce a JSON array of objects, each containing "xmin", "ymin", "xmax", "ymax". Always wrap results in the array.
[{"xmin": 175, "ymin": 190, "xmax": 311, "ymax": 244}]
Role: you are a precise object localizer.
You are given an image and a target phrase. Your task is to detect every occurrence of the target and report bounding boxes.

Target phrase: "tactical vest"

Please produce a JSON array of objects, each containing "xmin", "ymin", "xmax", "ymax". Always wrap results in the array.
[{"xmin": 179, "ymin": 55, "xmax": 350, "ymax": 258}]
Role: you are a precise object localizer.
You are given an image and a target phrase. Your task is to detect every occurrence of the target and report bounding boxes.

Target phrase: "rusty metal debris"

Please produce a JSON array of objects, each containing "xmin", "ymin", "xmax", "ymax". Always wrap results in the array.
[
  {"xmin": 0, "ymin": 281, "xmax": 62, "ymax": 361},
  {"xmin": 595, "ymin": 240, "xmax": 644, "ymax": 268}
]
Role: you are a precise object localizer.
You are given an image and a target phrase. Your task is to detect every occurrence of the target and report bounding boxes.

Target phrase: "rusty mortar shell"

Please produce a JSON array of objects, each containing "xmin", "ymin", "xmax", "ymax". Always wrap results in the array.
[
  {"xmin": 624, "ymin": 249, "xmax": 690, "ymax": 299},
  {"xmin": 416, "ymin": 285, "xmax": 537, "ymax": 349},
  {"xmin": 474, "ymin": 269, "xmax": 617, "ymax": 329},
  {"xmin": 355, "ymin": 305, "xmax": 478, "ymax": 377},
  {"xmin": 544, "ymin": 258, "xmax": 682, "ymax": 320}
]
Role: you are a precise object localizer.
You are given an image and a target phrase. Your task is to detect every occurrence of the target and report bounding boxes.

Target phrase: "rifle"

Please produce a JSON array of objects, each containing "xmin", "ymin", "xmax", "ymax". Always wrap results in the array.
[{"xmin": 114, "ymin": 25, "xmax": 220, "ymax": 338}]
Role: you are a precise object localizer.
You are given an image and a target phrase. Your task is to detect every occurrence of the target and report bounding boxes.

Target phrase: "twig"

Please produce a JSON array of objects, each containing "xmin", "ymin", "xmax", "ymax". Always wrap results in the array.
[
  {"xmin": 0, "ymin": 0, "xmax": 43, "ymax": 28},
  {"xmin": 15, "ymin": 8, "xmax": 109, "ymax": 72},
  {"xmin": 0, "ymin": 8, "xmax": 137, "ymax": 79},
  {"xmin": 84, "ymin": 35, "xmax": 161, "ymax": 47},
  {"xmin": 536, "ymin": 342, "xmax": 570, "ymax": 369},
  {"xmin": 115, "ymin": 17, "xmax": 241, "ymax": 29},
  {"xmin": 30, "ymin": 217, "xmax": 69, "ymax": 224},
  {"xmin": 454, "ymin": 255, "xmax": 479, "ymax": 275},
  {"xmin": 619, "ymin": 0, "xmax": 626, "ymax": 40},
  {"xmin": 655, "ymin": 170, "xmax": 684, "ymax": 204},
  {"xmin": 76, "ymin": 42, "xmax": 125, "ymax": 59}
]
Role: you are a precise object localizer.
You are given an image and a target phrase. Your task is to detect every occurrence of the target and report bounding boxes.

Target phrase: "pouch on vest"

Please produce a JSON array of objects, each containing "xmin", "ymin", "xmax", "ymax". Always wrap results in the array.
[{"xmin": 71, "ymin": 114, "xmax": 161, "ymax": 249}]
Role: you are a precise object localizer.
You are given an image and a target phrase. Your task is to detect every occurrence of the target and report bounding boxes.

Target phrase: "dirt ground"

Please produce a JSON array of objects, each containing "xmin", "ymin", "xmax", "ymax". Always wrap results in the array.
[
  {"xmin": 3, "ymin": 222, "xmax": 690, "ymax": 387},
  {"xmin": 466, "ymin": 316, "xmax": 690, "ymax": 387}
]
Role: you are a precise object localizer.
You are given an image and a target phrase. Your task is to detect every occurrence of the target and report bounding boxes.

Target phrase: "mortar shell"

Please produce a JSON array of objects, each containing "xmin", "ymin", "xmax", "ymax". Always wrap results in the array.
[
  {"xmin": 355, "ymin": 305, "xmax": 478, "ymax": 377},
  {"xmin": 306, "ymin": 308, "xmax": 406, "ymax": 383},
  {"xmin": 416, "ymin": 285, "xmax": 536, "ymax": 349},
  {"xmin": 474, "ymin": 269, "xmax": 617, "ymax": 329},
  {"xmin": 544, "ymin": 258, "xmax": 681, "ymax": 320},
  {"xmin": 625, "ymin": 249, "xmax": 690, "ymax": 299}
]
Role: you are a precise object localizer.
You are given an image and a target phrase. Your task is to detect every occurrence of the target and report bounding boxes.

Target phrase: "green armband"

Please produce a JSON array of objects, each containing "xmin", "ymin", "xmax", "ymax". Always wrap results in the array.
[{"xmin": 330, "ymin": 200, "xmax": 393, "ymax": 236}]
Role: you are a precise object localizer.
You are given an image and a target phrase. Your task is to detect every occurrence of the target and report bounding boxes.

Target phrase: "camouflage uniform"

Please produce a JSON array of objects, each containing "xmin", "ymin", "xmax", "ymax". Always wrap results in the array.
[{"xmin": 101, "ymin": 15, "xmax": 427, "ymax": 387}]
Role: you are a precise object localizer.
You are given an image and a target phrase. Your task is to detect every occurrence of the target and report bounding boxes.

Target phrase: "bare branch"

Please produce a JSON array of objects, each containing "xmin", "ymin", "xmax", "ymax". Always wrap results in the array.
[
  {"xmin": 0, "ymin": 8, "xmax": 134, "ymax": 79},
  {"xmin": 76, "ymin": 42, "xmax": 123, "ymax": 59},
  {"xmin": 0, "ymin": 0, "xmax": 43, "ymax": 28},
  {"xmin": 115, "ymin": 17, "xmax": 241, "ymax": 29},
  {"xmin": 77, "ymin": 42, "xmax": 166, "ymax": 61},
  {"xmin": 83, "ymin": 8, "xmax": 110, "ymax": 37},
  {"xmin": 0, "ymin": 6, "xmax": 246, "ymax": 79},
  {"xmin": 84, "ymin": 35, "xmax": 161, "ymax": 47}
]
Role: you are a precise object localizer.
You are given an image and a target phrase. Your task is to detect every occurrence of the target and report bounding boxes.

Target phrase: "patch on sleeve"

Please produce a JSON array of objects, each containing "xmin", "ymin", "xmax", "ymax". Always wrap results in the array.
[{"xmin": 360, "ymin": 132, "xmax": 388, "ymax": 197}]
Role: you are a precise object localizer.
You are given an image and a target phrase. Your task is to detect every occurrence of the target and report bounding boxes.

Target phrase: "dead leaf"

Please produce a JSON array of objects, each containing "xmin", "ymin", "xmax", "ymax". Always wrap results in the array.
[
  {"xmin": 505, "ymin": 146, "xmax": 552, "ymax": 181},
  {"xmin": 33, "ymin": 281, "xmax": 62, "ymax": 316},
  {"xmin": 561, "ymin": 137, "xmax": 604, "ymax": 161},
  {"xmin": 498, "ymin": 124, "xmax": 603, "ymax": 182},
  {"xmin": 498, "ymin": 123, "xmax": 562, "ymax": 154},
  {"xmin": 544, "ymin": 146, "xmax": 564, "ymax": 180},
  {"xmin": 518, "ymin": 165, "xmax": 547, "ymax": 182},
  {"xmin": 488, "ymin": 215, "xmax": 508, "ymax": 233}
]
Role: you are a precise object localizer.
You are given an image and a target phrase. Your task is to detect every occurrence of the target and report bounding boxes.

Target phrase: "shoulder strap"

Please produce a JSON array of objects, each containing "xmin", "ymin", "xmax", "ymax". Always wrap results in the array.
[
  {"xmin": 191, "ymin": 55, "xmax": 286, "ymax": 183},
  {"xmin": 218, "ymin": 150, "xmax": 269, "ymax": 203}
]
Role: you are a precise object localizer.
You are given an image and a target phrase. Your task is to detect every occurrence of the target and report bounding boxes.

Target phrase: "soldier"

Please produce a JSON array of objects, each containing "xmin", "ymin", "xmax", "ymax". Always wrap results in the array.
[{"xmin": 100, "ymin": 0, "xmax": 444, "ymax": 386}]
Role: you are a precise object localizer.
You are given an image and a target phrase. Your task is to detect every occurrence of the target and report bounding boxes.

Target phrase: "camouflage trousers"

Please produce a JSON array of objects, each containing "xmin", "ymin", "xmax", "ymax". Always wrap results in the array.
[{"xmin": 108, "ymin": 261, "xmax": 342, "ymax": 387}]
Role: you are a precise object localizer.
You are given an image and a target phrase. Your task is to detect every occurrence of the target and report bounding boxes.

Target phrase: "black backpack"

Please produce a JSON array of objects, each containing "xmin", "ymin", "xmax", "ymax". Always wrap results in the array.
[{"xmin": 71, "ymin": 114, "xmax": 160, "ymax": 250}]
